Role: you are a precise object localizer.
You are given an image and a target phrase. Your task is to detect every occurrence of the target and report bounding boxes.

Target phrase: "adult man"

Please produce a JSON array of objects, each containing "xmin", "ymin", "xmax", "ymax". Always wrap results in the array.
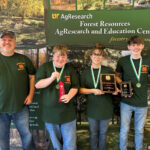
[
  {"xmin": 0, "ymin": 31, "xmax": 35, "ymax": 150},
  {"xmin": 116, "ymin": 35, "xmax": 150, "ymax": 150}
]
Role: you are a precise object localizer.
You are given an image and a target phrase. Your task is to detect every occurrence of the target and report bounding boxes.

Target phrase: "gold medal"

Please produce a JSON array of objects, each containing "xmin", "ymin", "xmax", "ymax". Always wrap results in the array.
[
  {"xmin": 136, "ymin": 83, "xmax": 141, "ymax": 88},
  {"xmin": 56, "ymin": 84, "xmax": 59, "ymax": 89}
]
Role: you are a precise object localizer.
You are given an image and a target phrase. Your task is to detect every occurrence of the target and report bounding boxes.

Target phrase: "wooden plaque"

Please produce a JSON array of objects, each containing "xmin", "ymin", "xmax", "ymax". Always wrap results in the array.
[
  {"xmin": 120, "ymin": 81, "xmax": 132, "ymax": 97},
  {"xmin": 100, "ymin": 74, "xmax": 117, "ymax": 93}
]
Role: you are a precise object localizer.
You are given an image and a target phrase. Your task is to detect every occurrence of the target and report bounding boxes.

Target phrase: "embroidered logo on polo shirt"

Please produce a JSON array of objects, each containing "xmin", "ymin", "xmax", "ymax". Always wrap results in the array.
[
  {"xmin": 65, "ymin": 76, "xmax": 71, "ymax": 84},
  {"xmin": 17, "ymin": 62, "xmax": 25, "ymax": 70},
  {"xmin": 141, "ymin": 65, "xmax": 148, "ymax": 73}
]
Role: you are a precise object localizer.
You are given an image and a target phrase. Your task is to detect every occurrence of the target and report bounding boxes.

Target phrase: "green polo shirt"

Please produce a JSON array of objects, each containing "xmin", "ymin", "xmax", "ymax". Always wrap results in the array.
[
  {"xmin": 35, "ymin": 62, "xmax": 79, "ymax": 124},
  {"xmin": 80, "ymin": 66, "xmax": 114, "ymax": 120},
  {"xmin": 116, "ymin": 55, "xmax": 150, "ymax": 107},
  {"xmin": 0, "ymin": 53, "xmax": 35, "ymax": 113}
]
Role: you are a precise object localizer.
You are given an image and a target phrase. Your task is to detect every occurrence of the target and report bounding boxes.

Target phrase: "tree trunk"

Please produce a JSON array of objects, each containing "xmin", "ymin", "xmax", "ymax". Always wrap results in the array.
[{"xmin": 43, "ymin": 0, "xmax": 49, "ymax": 44}]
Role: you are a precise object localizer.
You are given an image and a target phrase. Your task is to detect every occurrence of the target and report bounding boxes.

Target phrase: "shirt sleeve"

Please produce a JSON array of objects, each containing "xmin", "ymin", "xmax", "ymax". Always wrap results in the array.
[
  {"xmin": 147, "ymin": 56, "xmax": 150, "ymax": 74},
  {"xmin": 35, "ymin": 63, "xmax": 48, "ymax": 84},
  {"xmin": 70, "ymin": 66, "xmax": 80, "ymax": 89},
  {"xmin": 25, "ymin": 56, "xmax": 35, "ymax": 75},
  {"xmin": 80, "ymin": 70, "xmax": 86, "ymax": 88},
  {"xmin": 148, "ymin": 66, "xmax": 150, "ymax": 74},
  {"xmin": 116, "ymin": 59, "xmax": 123, "ymax": 73}
]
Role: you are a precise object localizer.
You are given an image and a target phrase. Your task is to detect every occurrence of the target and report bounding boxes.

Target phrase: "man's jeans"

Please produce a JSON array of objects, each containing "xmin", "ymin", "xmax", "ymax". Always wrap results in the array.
[
  {"xmin": 45, "ymin": 120, "xmax": 77, "ymax": 150},
  {"xmin": 88, "ymin": 117, "xmax": 110, "ymax": 150},
  {"xmin": 120, "ymin": 102, "xmax": 148, "ymax": 150},
  {"xmin": 0, "ymin": 106, "xmax": 35, "ymax": 150}
]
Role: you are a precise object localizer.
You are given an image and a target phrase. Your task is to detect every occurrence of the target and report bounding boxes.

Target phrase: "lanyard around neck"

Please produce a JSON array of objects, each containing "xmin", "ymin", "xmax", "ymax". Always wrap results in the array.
[
  {"xmin": 91, "ymin": 66, "xmax": 101, "ymax": 89},
  {"xmin": 130, "ymin": 56, "xmax": 142, "ymax": 82},
  {"xmin": 53, "ymin": 62, "xmax": 65, "ymax": 83}
]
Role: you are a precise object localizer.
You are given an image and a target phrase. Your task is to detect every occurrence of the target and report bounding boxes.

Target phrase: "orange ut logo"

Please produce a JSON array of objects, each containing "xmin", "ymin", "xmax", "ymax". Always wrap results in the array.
[
  {"xmin": 142, "ymin": 66, "xmax": 147, "ymax": 72},
  {"xmin": 52, "ymin": 13, "xmax": 60, "ymax": 19},
  {"xmin": 19, "ymin": 64, "xmax": 24, "ymax": 69},
  {"xmin": 17, "ymin": 62, "xmax": 25, "ymax": 70}
]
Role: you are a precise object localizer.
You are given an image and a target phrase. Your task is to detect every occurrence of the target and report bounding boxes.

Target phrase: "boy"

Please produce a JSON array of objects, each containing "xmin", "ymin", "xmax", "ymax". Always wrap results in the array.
[{"xmin": 116, "ymin": 35, "xmax": 150, "ymax": 150}]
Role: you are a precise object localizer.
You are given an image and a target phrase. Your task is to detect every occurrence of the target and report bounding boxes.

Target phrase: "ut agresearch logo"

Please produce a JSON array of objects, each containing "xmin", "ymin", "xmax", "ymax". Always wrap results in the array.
[{"xmin": 52, "ymin": 13, "xmax": 60, "ymax": 19}]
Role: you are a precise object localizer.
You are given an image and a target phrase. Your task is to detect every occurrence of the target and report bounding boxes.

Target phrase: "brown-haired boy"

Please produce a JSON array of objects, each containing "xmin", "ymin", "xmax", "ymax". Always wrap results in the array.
[{"xmin": 116, "ymin": 35, "xmax": 150, "ymax": 150}]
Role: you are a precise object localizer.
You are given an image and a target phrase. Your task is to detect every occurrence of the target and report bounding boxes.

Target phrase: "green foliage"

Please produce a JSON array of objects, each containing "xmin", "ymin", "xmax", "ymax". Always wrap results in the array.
[
  {"xmin": 0, "ymin": 0, "xmax": 44, "ymax": 17},
  {"xmin": 78, "ymin": 0, "xmax": 104, "ymax": 10},
  {"xmin": 0, "ymin": 0, "xmax": 8, "ymax": 9}
]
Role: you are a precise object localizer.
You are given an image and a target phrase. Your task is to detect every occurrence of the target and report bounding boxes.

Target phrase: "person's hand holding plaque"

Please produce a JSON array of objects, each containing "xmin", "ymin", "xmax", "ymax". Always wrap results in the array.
[{"xmin": 112, "ymin": 87, "xmax": 120, "ymax": 95}]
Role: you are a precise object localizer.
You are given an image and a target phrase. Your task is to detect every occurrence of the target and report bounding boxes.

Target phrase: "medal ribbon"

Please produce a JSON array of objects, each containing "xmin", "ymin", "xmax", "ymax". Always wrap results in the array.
[
  {"xmin": 53, "ymin": 62, "xmax": 65, "ymax": 83},
  {"xmin": 130, "ymin": 56, "xmax": 142, "ymax": 82},
  {"xmin": 91, "ymin": 66, "xmax": 101, "ymax": 89}
]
